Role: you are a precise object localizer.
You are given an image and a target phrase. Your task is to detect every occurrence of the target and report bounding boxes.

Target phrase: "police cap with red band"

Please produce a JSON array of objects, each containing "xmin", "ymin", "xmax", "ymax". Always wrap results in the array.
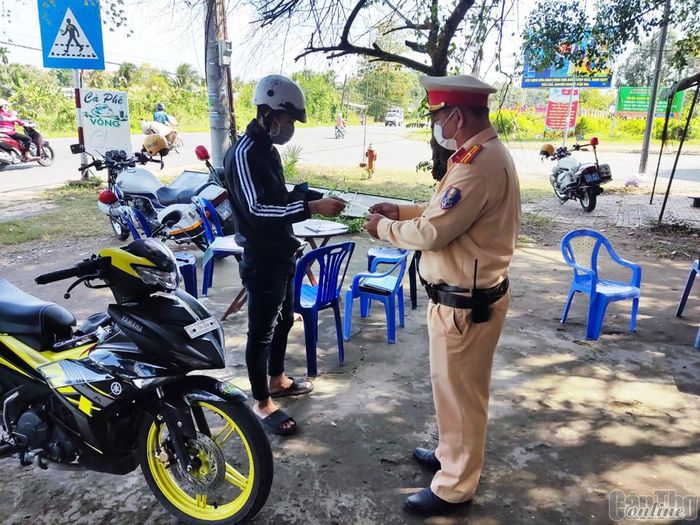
[{"xmin": 420, "ymin": 74, "xmax": 497, "ymax": 113}]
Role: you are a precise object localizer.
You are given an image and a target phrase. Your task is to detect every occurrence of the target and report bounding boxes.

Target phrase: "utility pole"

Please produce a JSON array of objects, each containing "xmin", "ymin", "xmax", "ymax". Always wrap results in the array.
[
  {"xmin": 205, "ymin": 0, "xmax": 232, "ymax": 167},
  {"xmin": 638, "ymin": 0, "xmax": 670, "ymax": 175}
]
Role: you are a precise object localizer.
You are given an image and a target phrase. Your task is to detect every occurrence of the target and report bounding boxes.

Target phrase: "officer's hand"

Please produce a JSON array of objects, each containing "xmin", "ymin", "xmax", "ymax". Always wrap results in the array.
[
  {"xmin": 364, "ymin": 213, "xmax": 384, "ymax": 239},
  {"xmin": 368, "ymin": 202, "xmax": 399, "ymax": 220},
  {"xmin": 309, "ymin": 197, "xmax": 346, "ymax": 217}
]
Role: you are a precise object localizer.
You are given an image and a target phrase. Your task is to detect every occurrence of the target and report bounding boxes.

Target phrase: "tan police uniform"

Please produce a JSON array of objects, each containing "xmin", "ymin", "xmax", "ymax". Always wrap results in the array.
[{"xmin": 376, "ymin": 75, "xmax": 521, "ymax": 503}]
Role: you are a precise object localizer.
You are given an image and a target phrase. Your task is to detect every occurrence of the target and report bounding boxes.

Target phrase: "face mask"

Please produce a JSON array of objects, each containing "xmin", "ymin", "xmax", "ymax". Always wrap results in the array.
[
  {"xmin": 270, "ymin": 117, "xmax": 295, "ymax": 145},
  {"xmin": 433, "ymin": 109, "xmax": 458, "ymax": 150}
]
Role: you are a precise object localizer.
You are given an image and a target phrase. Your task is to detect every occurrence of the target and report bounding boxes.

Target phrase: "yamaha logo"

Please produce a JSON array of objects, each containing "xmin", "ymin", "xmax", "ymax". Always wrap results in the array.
[{"xmin": 110, "ymin": 382, "xmax": 123, "ymax": 396}]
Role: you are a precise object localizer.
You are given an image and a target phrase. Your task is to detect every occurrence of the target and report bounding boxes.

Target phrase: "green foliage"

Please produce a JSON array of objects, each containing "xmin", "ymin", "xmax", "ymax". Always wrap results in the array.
[
  {"xmin": 293, "ymin": 70, "xmax": 340, "ymax": 123},
  {"xmin": 493, "ymin": 110, "xmax": 516, "ymax": 135},
  {"xmin": 351, "ymin": 60, "xmax": 421, "ymax": 121},
  {"xmin": 524, "ymin": 0, "xmax": 700, "ymax": 75},
  {"xmin": 0, "ymin": 62, "xmax": 209, "ymax": 135},
  {"xmin": 281, "ymin": 144, "xmax": 303, "ymax": 178}
]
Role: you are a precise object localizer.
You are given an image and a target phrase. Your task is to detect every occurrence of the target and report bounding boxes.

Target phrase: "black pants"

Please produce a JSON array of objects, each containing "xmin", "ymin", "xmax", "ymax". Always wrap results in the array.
[
  {"xmin": 240, "ymin": 258, "xmax": 295, "ymax": 401},
  {"xmin": 9, "ymin": 132, "xmax": 31, "ymax": 151}
]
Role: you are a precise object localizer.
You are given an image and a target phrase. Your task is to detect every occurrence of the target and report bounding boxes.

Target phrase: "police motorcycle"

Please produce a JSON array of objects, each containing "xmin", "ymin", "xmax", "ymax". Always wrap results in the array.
[
  {"xmin": 540, "ymin": 137, "xmax": 612, "ymax": 212},
  {"xmin": 0, "ymin": 237, "xmax": 272, "ymax": 524},
  {"xmin": 80, "ymin": 136, "xmax": 232, "ymax": 250}
]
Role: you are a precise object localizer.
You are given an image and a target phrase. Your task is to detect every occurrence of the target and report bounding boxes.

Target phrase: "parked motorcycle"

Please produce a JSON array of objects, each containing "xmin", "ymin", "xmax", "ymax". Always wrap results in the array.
[
  {"xmin": 72, "ymin": 139, "xmax": 231, "ymax": 250},
  {"xmin": 0, "ymin": 122, "xmax": 54, "ymax": 172},
  {"xmin": 0, "ymin": 238, "xmax": 272, "ymax": 524},
  {"xmin": 540, "ymin": 137, "xmax": 612, "ymax": 212},
  {"xmin": 141, "ymin": 118, "xmax": 183, "ymax": 153}
]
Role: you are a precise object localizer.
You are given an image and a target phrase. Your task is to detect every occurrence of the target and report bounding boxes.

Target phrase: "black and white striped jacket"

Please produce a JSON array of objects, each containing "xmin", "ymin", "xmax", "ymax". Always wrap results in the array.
[{"xmin": 223, "ymin": 119, "xmax": 322, "ymax": 267}]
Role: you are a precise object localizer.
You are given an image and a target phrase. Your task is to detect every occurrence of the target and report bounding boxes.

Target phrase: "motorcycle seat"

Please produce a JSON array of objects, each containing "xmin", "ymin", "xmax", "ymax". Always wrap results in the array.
[
  {"xmin": 0, "ymin": 279, "xmax": 75, "ymax": 349},
  {"xmin": 156, "ymin": 182, "xmax": 212, "ymax": 206}
]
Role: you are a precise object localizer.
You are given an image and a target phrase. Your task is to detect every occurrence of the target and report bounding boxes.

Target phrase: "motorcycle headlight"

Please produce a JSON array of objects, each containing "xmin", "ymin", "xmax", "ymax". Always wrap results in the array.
[{"xmin": 134, "ymin": 265, "xmax": 179, "ymax": 291}]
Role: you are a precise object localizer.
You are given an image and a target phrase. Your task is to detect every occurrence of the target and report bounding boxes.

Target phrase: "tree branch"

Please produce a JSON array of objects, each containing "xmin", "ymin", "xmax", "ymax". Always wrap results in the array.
[
  {"xmin": 295, "ymin": 42, "xmax": 432, "ymax": 74},
  {"xmin": 405, "ymin": 40, "xmax": 428, "ymax": 54},
  {"xmin": 434, "ymin": 0, "xmax": 476, "ymax": 73}
]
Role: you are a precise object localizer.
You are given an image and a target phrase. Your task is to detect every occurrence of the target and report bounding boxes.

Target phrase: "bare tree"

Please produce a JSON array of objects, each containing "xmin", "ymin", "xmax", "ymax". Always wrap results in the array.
[{"xmin": 249, "ymin": 0, "xmax": 515, "ymax": 179}]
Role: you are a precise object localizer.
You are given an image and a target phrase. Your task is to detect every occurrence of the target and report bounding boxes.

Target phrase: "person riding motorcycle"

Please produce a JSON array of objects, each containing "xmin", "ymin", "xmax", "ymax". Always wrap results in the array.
[
  {"xmin": 153, "ymin": 102, "xmax": 174, "ymax": 126},
  {"xmin": 0, "ymin": 99, "xmax": 32, "ymax": 159},
  {"xmin": 142, "ymin": 103, "xmax": 178, "ymax": 150}
]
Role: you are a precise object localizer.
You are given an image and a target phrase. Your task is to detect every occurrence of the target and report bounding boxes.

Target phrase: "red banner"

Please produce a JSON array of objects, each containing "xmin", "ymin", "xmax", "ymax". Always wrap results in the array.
[{"xmin": 545, "ymin": 88, "xmax": 579, "ymax": 130}]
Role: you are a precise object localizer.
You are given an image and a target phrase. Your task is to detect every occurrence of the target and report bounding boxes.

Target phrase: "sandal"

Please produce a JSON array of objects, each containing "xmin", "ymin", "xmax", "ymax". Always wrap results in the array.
[
  {"xmin": 258, "ymin": 409, "xmax": 297, "ymax": 436},
  {"xmin": 270, "ymin": 377, "xmax": 314, "ymax": 399}
]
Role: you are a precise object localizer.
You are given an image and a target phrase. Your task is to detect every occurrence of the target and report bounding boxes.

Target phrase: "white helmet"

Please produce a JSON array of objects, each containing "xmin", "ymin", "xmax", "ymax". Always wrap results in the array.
[
  {"xmin": 252, "ymin": 75, "xmax": 307, "ymax": 123},
  {"xmin": 0, "ymin": 99, "xmax": 8, "ymax": 109}
]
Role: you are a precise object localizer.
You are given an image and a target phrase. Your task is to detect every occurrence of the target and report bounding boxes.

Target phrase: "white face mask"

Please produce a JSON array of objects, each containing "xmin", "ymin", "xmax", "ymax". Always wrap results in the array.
[{"xmin": 433, "ymin": 109, "xmax": 458, "ymax": 150}]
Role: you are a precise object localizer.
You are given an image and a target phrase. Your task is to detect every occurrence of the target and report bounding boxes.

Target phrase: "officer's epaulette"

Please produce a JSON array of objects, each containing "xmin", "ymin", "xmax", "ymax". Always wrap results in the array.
[{"xmin": 450, "ymin": 144, "xmax": 483, "ymax": 164}]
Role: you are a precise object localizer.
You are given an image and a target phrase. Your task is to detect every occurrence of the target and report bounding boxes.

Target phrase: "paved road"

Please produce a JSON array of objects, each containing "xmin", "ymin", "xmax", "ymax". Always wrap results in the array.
[{"xmin": 1, "ymin": 125, "xmax": 698, "ymax": 193}]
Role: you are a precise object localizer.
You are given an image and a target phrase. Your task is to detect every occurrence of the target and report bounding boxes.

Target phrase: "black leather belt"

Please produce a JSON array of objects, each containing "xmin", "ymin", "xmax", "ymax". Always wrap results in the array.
[
  {"xmin": 423, "ymin": 278, "xmax": 508, "ymax": 308},
  {"xmin": 416, "ymin": 255, "xmax": 508, "ymax": 323}
]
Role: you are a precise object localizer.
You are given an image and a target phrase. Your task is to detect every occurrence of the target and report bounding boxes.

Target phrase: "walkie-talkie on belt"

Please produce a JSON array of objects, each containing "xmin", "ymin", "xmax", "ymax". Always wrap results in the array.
[{"xmin": 471, "ymin": 259, "xmax": 491, "ymax": 323}]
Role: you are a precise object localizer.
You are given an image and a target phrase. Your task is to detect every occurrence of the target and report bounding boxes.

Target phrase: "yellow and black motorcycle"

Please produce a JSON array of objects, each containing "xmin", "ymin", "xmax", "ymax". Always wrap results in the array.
[{"xmin": 0, "ymin": 239, "xmax": 272, "ymax": 524}]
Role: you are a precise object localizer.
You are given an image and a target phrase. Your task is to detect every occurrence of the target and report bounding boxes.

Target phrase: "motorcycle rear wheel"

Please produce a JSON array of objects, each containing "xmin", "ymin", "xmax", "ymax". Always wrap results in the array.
[
  {"xmin": 0, "ymin": 163, "xmax": 6, "ymax": 172},
  {"xmin": 139, "ymin": 400, "xmax": 273, "ymax": 525},
  {"xmin": 37, "ymin": 145, "xmax": 55, "ymax": 167},
  {"xmin": 579, "ymin": 187, "xmax": 597, "ymax": 212},
  {"xmin": 173, "ymin": 136, "xmax": 184, "ymax": 154}
]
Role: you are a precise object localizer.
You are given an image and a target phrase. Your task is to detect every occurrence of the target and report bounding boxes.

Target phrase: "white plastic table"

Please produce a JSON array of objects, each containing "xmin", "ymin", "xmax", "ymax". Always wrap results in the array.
[{"xmin": 293, "ymin": 219, "xmax": 349, "ymax": 249}]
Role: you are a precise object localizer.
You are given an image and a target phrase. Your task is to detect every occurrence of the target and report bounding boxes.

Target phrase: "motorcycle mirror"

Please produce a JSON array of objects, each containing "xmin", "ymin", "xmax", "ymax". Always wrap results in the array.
[
  {"xmin": 590, "ymin": 137, "xmax": 599, "ymax": 146},
  {"xmin": 195, "ymin": 145, "xmax": 210, "ymax": 161},
  {"xmin": 70, "ymin": 143, "xmax": 85, "ymax": 154}
]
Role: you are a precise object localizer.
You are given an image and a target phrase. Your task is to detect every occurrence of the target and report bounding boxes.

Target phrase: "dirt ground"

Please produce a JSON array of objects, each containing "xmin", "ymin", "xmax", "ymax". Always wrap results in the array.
[{"xmin": 0, "ymin": 217, "xmax": 699, "ymax": 524}]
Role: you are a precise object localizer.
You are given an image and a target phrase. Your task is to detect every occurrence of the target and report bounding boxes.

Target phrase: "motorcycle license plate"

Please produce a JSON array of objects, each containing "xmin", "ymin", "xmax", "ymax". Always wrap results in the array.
[
  {"xmin": 584, "ymin": 173, "xmax": 600, "ymax": 184},
  {"xmin": 184, "ymin": 317, "xmax": 218, "ymax": 339},
  {"xmin": 216, "ymin": 200, "xmax": 233, "ymax": 220}
]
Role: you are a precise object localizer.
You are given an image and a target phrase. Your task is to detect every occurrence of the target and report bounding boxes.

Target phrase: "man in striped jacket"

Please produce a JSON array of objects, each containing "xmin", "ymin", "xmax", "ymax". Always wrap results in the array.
[{"xmin": 223, "ymin": 75, "xmax": 345, "ymax": 436}]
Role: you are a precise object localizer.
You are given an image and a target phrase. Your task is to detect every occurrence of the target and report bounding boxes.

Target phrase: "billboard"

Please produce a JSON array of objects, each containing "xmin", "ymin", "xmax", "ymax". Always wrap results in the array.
[
  {"xmin": 616, "ymin": 87, "xmax": 686, "ymax": 118},
  {"xmin": 522, "ymin": 42, "xmax": 612, "ymax": 88}
]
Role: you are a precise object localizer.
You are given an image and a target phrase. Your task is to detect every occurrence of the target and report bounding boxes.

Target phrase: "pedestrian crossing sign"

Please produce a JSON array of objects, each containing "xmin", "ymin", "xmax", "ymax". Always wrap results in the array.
[{"xmin": 38, "ymin": 0, "xmax": 105, "ymax": 70}]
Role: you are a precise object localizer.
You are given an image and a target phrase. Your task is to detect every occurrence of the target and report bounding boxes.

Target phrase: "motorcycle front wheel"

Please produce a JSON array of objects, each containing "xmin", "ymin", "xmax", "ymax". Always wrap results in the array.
[
  {"xmin": 139, "ymin": 400, "xmax": 273, "ymax": 525},
  {"xmin": 37, "ymin": 144, "xmax": 54, "ymax": 167},
  {"xmin": 579, "ymin": 187, "xmax": 597, "ymax": 212},
  {"xmin": 110, "ymin": 216, "xmax": 131, "ymax": 241}
]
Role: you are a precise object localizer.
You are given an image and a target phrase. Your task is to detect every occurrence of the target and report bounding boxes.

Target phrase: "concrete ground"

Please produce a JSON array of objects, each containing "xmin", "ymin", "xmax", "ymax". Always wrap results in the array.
[{"xmin": 0, "ymin": 228, "xmax": 699, "ymax": 524}]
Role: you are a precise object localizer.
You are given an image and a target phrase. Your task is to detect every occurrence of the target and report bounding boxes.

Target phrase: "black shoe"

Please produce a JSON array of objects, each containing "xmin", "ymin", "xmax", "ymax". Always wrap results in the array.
[
  {"xmin": 413, "ymin": 447, "xmax": 441, "ymax": 471},
  {"xmin": 404, "ymin": 487, "xmax": 471, "ymax": 515}
]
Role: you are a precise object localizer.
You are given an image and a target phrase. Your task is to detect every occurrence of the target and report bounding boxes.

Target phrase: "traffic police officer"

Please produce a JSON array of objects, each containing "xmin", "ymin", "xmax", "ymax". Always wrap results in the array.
[{"xmin": 364, "ymin": 74, "xmax": 521, "ymax": 514}]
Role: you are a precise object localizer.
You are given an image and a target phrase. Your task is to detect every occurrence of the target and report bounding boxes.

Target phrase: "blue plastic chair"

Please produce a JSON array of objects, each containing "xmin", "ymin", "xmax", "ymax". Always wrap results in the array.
[
  {"xmin": 191, "ymin": 197, "xmax": 243, "ymax": 297},
  {"xmin": 344, "ymin": 251, "xmax": 408, "ymax": 343},
  {"xmin": 117, "ymin": 207, "xmax": 197, "ymax": 297},
  {"xmin": 561, "ymin": 229, "xmax": 642, "ymax": 340},
  {"xmin": 367, "ymin": 247, "xmax": 418, "ymax": 310},
  {"xmin": 293, "ymin": 242, "xmax": 355, "ymax": 377},
  {"xmin": 674, "ymin": 259, "xmax": 700, "ymax": 349}
]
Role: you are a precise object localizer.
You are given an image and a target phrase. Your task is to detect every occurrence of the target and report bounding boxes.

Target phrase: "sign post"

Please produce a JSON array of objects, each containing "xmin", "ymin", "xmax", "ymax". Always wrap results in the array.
[{"xmin": 38, "ymin": 0, "xmax": 105, "ymax": 178}]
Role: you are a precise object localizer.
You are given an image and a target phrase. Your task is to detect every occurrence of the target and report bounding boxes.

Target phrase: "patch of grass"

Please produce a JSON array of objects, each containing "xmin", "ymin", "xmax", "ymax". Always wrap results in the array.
[
  {"xmin": 518, "ymin": 212, "xmax": 555, "ymax": 247},
  {"xmin": 520, "ymin": 184, "xmax": 552, "ymax": 203},
  {"xmin": 293, "ymin": 164, "xmax": 435, "ymax": 202},
  {"xmin": 0, "ymin": 184, "xmax": 107, "ymax": 245}
]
